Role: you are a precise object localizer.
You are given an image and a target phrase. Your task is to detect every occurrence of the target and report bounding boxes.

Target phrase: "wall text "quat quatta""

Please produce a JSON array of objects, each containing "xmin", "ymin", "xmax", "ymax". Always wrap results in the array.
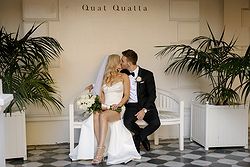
[{"xmin": 82, "ymin": 4, "xmax": 148, "ymax": 12}]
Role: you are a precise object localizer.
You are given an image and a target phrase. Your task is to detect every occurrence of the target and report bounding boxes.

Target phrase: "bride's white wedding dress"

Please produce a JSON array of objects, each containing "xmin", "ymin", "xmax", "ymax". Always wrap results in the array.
[{"xmin": 69, "ymin": 82, "xmax": 141, "ymax": 165}]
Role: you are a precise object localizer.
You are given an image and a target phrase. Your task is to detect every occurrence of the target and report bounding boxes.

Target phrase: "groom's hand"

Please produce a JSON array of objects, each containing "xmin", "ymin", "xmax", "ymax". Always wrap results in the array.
[{"xmin": 135, "ymin": 109, "xmax": 145, "ymax": 120}]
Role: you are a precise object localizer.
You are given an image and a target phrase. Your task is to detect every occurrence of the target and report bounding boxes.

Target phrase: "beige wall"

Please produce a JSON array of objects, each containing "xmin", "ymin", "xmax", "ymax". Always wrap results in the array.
[
  {"xmin": 25, "ymin": 0, "xmax": 201, "ymax": 144},
  {"xmin": 198, "ymin": 0, "xmax": 224, "ymax": 93},
  {"xmin": 200, "ymin": 0, "xmax": 224, "ymax": 37},
  {"xmin": 0, "ymin": 0, "xmax": 23, "ymax": 33},
  {"xmin": 0, "ymin": 0, "xmax": 249, "ymax": 145}
]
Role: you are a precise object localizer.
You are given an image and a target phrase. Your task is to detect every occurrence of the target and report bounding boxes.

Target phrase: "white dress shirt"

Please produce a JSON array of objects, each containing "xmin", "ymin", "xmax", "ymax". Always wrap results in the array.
[{"xmin": 128, "ymin": 66, "xmax": 139, "ymax": 103}]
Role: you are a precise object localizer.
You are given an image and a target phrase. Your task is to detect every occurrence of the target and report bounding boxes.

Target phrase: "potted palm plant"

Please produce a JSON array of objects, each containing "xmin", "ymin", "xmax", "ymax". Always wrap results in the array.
[
  {"xmin": 0, "ymin": 23, "xmax": 64, "ymax": 160},
  {"xmin": 156, "ymin": 24, "xmax": 250, "ymax": 150}
]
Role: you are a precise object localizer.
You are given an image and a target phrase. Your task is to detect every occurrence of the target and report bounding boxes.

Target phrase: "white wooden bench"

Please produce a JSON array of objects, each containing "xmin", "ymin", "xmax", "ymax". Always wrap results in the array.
[{"xmin": 69, "ymin": 88, "xmax": 184, "ymax": 153}]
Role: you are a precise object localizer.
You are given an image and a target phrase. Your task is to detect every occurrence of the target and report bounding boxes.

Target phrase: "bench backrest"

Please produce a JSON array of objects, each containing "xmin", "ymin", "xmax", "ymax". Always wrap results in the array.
[
  {"xmin": 155, "ymin": 88, "xmax": 180, "ymax": 114},
  {"xmin": 73, "ymin": 88, "xmax": 181, "ymax": 115}
]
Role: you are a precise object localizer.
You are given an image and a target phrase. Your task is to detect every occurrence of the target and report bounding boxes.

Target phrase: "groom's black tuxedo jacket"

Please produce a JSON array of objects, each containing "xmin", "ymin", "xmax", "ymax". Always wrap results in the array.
[{"xmin": 121, "ymin": 67, "xmax": 158, "ymax": 114}]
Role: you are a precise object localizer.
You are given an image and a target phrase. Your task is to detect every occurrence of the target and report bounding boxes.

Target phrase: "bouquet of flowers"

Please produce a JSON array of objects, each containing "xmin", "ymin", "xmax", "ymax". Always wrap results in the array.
[
  {"xmin": 76, "ymin": 93, "xmax": 102, "ymax": 113},
  {"xmin": 76, "ymin": 92, "xmax": 125, "ymax": 116}
]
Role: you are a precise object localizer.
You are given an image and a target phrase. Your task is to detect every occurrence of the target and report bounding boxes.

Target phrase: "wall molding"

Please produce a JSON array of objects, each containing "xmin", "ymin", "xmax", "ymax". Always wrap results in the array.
[
  {"xmin": 22, "ymin": 0, "xmax": 59, "ymax": 21},
  {"xmin": 169, "ymin": 0, "xmax": 199, "ymax": 21},
  {"xmin": 26, "ymin": 115, "xmax": 68, "ymax": 122},
  {"xmin": 241, "ymin": 8, "xmax": 250, "ymax": 27}
]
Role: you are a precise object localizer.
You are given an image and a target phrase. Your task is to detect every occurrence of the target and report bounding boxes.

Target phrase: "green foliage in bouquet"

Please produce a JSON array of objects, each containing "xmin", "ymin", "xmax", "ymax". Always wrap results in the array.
[{"xmin": 91, "ymin": 95, "xmax": 102, "ymax": 112}]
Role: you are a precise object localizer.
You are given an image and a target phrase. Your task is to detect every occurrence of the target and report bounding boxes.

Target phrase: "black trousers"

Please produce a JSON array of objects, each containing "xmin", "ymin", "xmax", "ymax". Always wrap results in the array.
[{"xmin": 123, "ymin": 103, "xmax": 161, "ymax": 141}]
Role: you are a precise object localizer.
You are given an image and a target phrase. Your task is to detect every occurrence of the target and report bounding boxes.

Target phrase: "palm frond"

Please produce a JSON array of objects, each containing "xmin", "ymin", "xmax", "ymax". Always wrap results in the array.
[
  {"xmin": 0, "ymin": 23, "xmax": 64, "ymax": 113},
  {"xmin": 155, "ymin": 23, "xmax": 250, "ymax": 105}
]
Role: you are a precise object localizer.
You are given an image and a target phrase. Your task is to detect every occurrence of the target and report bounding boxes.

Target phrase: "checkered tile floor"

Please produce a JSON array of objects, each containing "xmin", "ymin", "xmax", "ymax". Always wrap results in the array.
[{"xmin": 6, "ymin": 139, "xmax": 250, "ymax": 167}]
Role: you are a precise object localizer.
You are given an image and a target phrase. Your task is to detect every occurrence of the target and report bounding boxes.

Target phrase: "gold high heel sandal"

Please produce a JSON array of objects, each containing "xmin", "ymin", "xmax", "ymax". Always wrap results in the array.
[{"xmin": 92, "ymin": 146, "xmax": 105, "ymax": 165}]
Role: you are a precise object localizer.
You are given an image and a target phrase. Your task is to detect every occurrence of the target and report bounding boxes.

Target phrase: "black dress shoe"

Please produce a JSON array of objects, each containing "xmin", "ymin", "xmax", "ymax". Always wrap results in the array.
[
  {"xmin": 133, "ymin": 135, "xmax": 141, "ymax": 153},
  {"xmin": 141, "ymin": 137, "xmax": 150, "ymax": 151}
]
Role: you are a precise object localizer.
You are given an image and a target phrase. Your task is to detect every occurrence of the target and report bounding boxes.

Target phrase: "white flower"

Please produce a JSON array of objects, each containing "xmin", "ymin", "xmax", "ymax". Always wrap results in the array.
[
  {"xmin": 121, "ymin": 106, "xmax": 126, "ymax": 112},
  {"xmin": 76, "ymin": 100, "xmax": 81, "ymax": 106},
  {"xmin": 79, "ymin": 105, "xmax": 87, "ymax": 110},
  {"xmin": 76, "ymin": 93, "xmax": 101, "ymax": 113},
  {"xmin": 136, "ymin": 76, "xmax": 142, "ymax": 82},
  {"xmin": 101, "ymin": 104, "xmax": 110, "ymax": 110}
]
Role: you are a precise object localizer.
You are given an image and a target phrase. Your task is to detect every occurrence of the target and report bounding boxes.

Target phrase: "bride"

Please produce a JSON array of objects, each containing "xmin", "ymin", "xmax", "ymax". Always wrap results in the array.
[{"xmin": 69, "ymin": 54, "xmax": 141, "ymax": 165}]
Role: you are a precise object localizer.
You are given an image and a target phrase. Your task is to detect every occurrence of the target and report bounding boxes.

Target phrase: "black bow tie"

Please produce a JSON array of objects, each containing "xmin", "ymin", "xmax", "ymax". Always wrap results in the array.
[{"xmin": 129, "ymin": 72, "xmax": 135, "ymax": 77}]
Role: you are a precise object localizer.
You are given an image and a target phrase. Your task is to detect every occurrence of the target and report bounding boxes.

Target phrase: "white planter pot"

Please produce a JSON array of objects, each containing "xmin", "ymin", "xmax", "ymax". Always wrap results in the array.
[
  {"xmin": 4, "ymin": 111, "xmax": 27, "ymax": 160},
  {"xmin": 0, "ymin": 93, "xmax": 13, "ymax": 167},
  {"xmin": 191, "ymin": 102, "xmax": 249, "ymax": 150},
  {"xmin": 0, "ymin": 113, "xmax": 5, "ymax": 167}
]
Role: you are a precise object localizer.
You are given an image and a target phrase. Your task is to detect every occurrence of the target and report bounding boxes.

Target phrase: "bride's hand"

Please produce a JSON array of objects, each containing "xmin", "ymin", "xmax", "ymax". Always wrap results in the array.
[
  {"xmin": 111, "ymin": 104, "xmax": 118, "ymax": 111},
  {"xmin": 85, "ymin": 84, "xmax": 93, "ymax": 92}
]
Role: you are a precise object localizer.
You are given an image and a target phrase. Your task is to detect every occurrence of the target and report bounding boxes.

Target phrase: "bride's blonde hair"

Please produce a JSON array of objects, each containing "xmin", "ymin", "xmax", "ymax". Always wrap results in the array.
[{"xmin": 103, "ymin": 54, "xmax": 120, "ymax": 86}]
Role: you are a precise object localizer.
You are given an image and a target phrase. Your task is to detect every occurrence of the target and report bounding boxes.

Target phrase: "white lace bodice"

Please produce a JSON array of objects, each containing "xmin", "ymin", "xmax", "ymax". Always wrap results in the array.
[{"xmin": 103, "ymin": 82, "xmax": 123, "ymax": 106}]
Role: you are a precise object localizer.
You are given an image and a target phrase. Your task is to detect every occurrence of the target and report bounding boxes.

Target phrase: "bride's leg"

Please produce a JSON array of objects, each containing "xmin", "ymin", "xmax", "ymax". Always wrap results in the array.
[
  {"xmin": 93, "ymin": 112, "xmax": 100, "ymax": 144},
  {"xmin": 92, "ymin": 110, "xmax": 120, "ymax": 164},
  {"xmin": 98, "ymin": 110, "xmax": 120, "ymax": 147}
]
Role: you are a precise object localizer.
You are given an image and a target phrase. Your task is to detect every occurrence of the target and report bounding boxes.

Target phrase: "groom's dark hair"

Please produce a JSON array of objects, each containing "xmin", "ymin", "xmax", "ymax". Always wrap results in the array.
[{"xmin": 122, "ymin": 49, "xmax": 138, "ymax": 65}]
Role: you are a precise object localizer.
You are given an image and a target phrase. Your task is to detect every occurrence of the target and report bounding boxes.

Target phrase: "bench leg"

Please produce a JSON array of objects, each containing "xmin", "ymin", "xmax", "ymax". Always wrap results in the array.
[
  {"xmin": 179, "ymin": 101, "xmax": 184, "ymax": 151},
  {"xmin": 69, "ymin": 104, "xmax": 74, "ymax": 153},
  {"xmin": 70, "ymin": 128, "xmax": 74, "ymax": 153},
  {"xmin": 154, "ymin": 130, "xmax": 159, "ymax": 145},
  {"xmin": 23, "ymin": 155, "xmax": 27, "ymax": 161},
  {"xmin": 179, "ymin": 124, "xmax": 184, "ymax": 151}
]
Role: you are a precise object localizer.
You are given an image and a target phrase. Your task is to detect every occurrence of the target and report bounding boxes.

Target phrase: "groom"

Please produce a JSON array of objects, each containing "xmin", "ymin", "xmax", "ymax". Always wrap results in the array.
[{"xmin": 121, "ymin": 49, "xmax": 160, "ymax": 153}]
